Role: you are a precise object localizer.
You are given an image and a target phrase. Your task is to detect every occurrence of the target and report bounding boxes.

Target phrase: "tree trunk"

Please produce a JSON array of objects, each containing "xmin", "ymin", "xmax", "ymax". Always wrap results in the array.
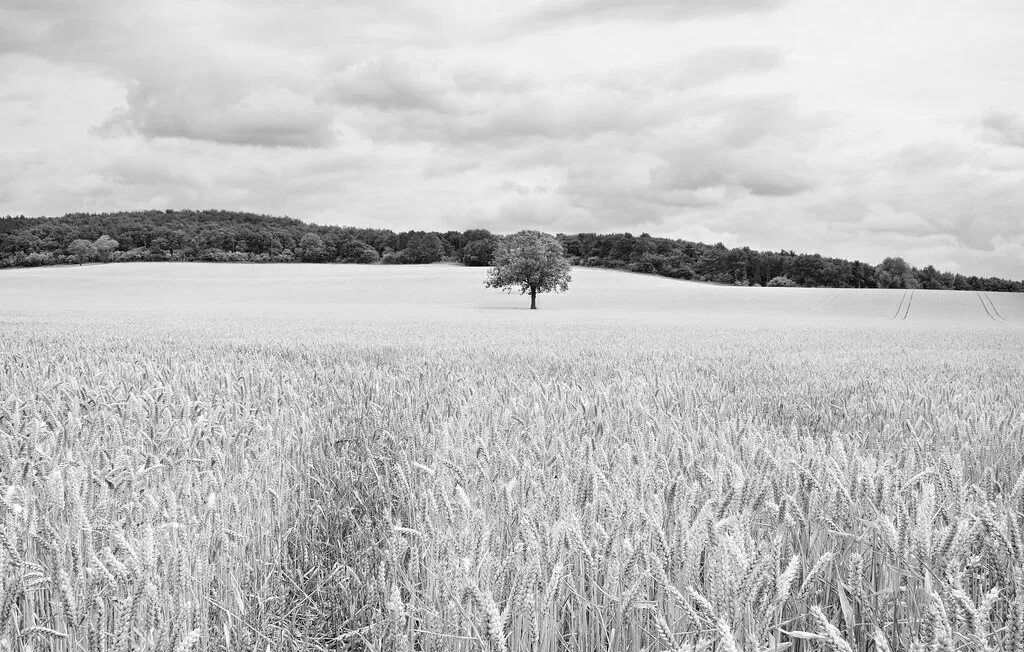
[{"xmin": 530, "ymin": 286, "xmax": 537, "ymax": 309}]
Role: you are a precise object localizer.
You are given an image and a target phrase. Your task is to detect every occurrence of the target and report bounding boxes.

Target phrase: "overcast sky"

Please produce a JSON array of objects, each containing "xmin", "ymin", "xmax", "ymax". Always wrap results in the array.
[{"xmin": 2, "ymin": 0, "xmax": 1023, "ymax": 277}]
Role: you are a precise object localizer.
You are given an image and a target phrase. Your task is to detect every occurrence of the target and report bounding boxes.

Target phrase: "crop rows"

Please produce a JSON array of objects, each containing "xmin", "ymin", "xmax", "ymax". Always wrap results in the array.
[{"xmin": 0, "ymin": 316, "xmax": 1021, "ymax": 651}]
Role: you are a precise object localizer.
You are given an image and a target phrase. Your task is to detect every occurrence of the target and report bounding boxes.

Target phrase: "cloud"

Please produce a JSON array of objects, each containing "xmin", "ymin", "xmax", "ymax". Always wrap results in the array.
[
  {"xmin": 670, "ymin": 47, "xmax": 784, "ymax": 88},
  {"xmin": 649, "ymin": 152, "xmax": 816, "ymax": 198},
  {"xmin": 499, "ymin": 180, "xmax": 532, "ymax": 195},
  {"xmin": 530, "ymin": 94, "xmax": 828, "ymax": 230},
  {"xmin": 102, "ymin": 82, "xmax": 338, "ymax": 148},
  {"xmin": 328, "ymin": 53, "xmax": 664, "ymax": 144},
  {"xmin": 853, "ymin": 140, "xmax": 1024, "ymax": 252},
  {"xmin": 1, "ymin": 0, "xmax": 344, "ymax": 149},
  {"xmin": 981, "ymin": 111, "xmax": 1024, "ymax": 148},
  {"xmin": 464, "ymin": 193, "xmax": 595, "ymax": 233},
  {"xmin": 517, "ymin": 0, "xmax": 788, "ymax": 27},
  {"xmin": 327, "ymin": 49, "xmax": 792, "ymax": 149},
  {"xmin": 4, "ymin": 0, "xmax": 1024, "ymax": 280},
  {"xmin": 83, "ymin": 139, "xmax": 383, "ymax": 220},
  {"xmin": 421, "ymin": 158, "xmax": 481, "ymax": 178},
  {"xmin": 856, "ymin": 204, "xmax": 936, "ymax": 235},
  {"xmin": 592, "ymin": 47, "xmax": 784, "ymax": 101},
  {"xmin": 331, "ymin": 54, "xmax": 465, "ymax": 114}
]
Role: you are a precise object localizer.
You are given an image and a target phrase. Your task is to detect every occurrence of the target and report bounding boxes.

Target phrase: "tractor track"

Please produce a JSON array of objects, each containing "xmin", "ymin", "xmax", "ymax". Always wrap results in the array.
[
  {"xmin": 984, "ymin": 292, "xmax": 1006, "ymax": 321},
  {"xmin": 891, "ymin": 289, "xmax": 914, "ymax": 320},
  {"xmin": 891, "ymin": 290, "xmax": 908, "ymax": 320},
  {"xmin": 808, "ymin": 292, "xmax": 840, "ymax": 313},
  {"xmin": 902, "ymin": 289, "xmax": 915, "ymax": 320},
  {"xmin": 977, "ymin": 292, "xmax": 1005, "ymax": 322}
]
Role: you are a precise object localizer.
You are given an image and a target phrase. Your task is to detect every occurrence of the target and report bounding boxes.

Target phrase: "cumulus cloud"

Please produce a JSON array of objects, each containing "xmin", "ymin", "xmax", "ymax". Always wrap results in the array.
[
  {"xmin": 499, "ymin": 180, "xmax": 533, "ymax": 195},
  {"xmin": 327, "ymin": 53, "xmax": 662, "ymax": 145},
  {"xmin": 326, "ymin": 49, "xmax": 794, "ymax": 150},
  {"xmin": 853, "ymin": 141, "xmax": 1024, "ymax": 252},
  {"xmin": 517, "ymin": 0, "xmax": 788, "ymax": 27},
  {"xmin": 856, "ymin": 205, "xmax": 936, "ymax": 235},
  {"xmin": 2, "ymin": 0, "xmax": 1024, "ymax": 279},
  {"xmin": 671, "ymin": 47, "xmax": 784, "ymax": 88},
  {"xmin": 981, "ymin": 112, "xmax": 1024, "ymax": 148},
  {"xmin": 2, "ymin": 0, "xmax": 347, "ymax": 149},
  {"xmin": 102, "ymin": 82, "xmax": 337, "ymax": 148},
  {"xmin": 650, "ymin": 155, "xmax": 815, "ymax": 198},
  {"xmin": 331, "ymin": 54, "xmax": 463, "ymax": 114}
]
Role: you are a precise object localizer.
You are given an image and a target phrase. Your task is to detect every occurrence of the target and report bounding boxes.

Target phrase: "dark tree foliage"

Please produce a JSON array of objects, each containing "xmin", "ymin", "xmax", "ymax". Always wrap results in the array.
[
  {"xmin": 298, "ymin": 233, "xmax": 330, "ymax": 262},
  {"xmin": 68, "ymin": 239, "xmax": 97, "ymax": 265},
  {"xmin": 1, "ymin": 211, "xmax": 1020, "ymax": 292},
  {"xmin": 557, "ymin": 232, "xmax": 1022, "ymax": 292},
  {"xmin": 457, "ymin": 229, "xmax": 498, "ymax": 266},
  {"xmin": 0, "ymin": 210, "xmax": 415, "ymax": 267},
  {"xmin": 767, "ymin": 276, "xmax": 798, "ymax": 287},
  {"xmin": 485, "ymin": 230, "xmax": 572, "ymax": 309},
  {"xmin": 875, "ymin": 257, "xmax": 919, "ymax": 289},
  {"xmin": 337, "ymin": 240, "xmax": 380, "ymax": 264},
  {"xmin": 461, "ymin": 238, "xmax": 497, "ymax": 266},
  {"xmin": 401, "ymin": 232, "xmax": 446, "ymax": 264}
]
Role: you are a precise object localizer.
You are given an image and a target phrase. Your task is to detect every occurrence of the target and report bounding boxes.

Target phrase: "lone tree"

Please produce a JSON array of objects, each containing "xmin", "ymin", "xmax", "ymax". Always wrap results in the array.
[{"xmin": 485, "ymin": 230, "xmax": 571, "ymax": 309}]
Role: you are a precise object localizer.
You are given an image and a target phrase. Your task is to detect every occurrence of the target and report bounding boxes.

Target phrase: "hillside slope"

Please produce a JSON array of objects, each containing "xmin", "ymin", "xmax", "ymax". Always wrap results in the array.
[{"xmin": 2, "ymin": 263, "xmax": 1020, "ymax": 327}]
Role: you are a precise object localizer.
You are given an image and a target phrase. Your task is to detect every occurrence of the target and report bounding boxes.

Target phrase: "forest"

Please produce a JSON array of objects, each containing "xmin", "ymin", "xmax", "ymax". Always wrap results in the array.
[{"xmin": 1, "ymin": 209, "xmax": 1020, "ymax": 291}]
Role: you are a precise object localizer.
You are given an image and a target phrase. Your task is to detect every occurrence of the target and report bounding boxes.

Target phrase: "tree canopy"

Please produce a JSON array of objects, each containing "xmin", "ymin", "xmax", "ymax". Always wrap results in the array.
[
  {"xmin": 767, "ymin": 276, "xmax": 798, "ymax": 287},
  {"xmin": 94, "ymin": 234, "xmax": 119, "ymax": 261},
  {"xmin": 485, "ymin": 230, "xmax": 572, "ymax": 309},
  {"xmin": 0, "ymin": 210, "xmax": 1020, "ymax": 292},
  {"xmin": 875, "ymin": 257, "xmax": 918, "ymax": 289},
  {"xmin": 68, "ymin": 239, "xmax": 97, "ymax": 264}
]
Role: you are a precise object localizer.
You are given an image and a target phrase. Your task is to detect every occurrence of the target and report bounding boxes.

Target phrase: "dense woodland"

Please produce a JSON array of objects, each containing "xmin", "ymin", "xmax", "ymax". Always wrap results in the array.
[{"xmin": 1, "ymin": 209, "xmax": 1020, "ymax": 291}]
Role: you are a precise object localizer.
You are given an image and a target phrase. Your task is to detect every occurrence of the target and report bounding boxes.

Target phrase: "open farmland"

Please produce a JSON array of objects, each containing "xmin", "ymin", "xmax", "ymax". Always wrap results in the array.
[
  {"xmin": 2, "ymin": 263, "xmax": 1023, "ymax": 324},
  {"xmin": 1, "ymin": 263, "xmax": 1023, "ymax": 652}
]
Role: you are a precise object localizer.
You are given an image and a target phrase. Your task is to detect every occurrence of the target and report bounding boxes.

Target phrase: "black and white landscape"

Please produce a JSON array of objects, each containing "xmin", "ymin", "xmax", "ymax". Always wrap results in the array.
[{"xmin": 1, "ymin": 2, "xmax": 1023, "ymax": 651}]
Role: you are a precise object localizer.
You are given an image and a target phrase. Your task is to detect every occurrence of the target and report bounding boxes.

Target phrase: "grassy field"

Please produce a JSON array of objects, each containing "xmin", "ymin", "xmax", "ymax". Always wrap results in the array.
[
  {"xmin": 2, "ymin": 262, "xmax": 1023, "ymax": 324},
  {"xmin": 1, "ymin": 263, "xmax": 1022, "ymax": 652}
]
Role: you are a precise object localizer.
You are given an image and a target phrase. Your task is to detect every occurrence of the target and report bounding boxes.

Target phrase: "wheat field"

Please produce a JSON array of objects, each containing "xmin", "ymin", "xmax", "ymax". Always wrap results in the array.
[{"xmin": 1, "ymin": 264, "xmax": 1022, "ymax": 651}]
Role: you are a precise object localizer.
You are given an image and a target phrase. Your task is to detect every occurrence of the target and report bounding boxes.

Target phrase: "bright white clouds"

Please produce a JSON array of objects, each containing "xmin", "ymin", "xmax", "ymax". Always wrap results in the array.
[{"xmin": 1, "ymin": 0, "xmax": 1023, "ymax": 278}]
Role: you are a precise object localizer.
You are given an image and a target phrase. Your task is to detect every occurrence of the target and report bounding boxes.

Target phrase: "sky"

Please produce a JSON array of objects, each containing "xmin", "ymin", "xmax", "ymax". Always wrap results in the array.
[{"xmin": 1, "ymin": 0, "xmax": 1022, "ymax": 278}]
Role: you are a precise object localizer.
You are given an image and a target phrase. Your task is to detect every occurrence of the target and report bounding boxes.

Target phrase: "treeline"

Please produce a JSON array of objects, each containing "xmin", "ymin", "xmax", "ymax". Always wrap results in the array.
[
  {"xmin": 0, "ymin": 210, "xmax": 495, "ymax": 267},
  {"xmin": 1, "ymin": 209, "xmax": 1020, "ymax": 291},
  {"xmin": 560, "ymin": 233, "xmax": 1023, "ymax": 291}
]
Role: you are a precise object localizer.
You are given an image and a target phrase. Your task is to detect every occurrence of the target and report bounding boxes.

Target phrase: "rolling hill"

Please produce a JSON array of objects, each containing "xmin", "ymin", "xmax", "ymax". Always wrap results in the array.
[{"xmin": 1, "ymin": 262, "xmax": 1020, "ymax": 326}]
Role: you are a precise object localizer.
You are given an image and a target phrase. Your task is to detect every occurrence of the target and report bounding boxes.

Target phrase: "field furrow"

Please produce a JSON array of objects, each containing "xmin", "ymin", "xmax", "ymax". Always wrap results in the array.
[{"xmin": 1, "ymin": 264, "xmax": 1022, "ymax": 652}]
